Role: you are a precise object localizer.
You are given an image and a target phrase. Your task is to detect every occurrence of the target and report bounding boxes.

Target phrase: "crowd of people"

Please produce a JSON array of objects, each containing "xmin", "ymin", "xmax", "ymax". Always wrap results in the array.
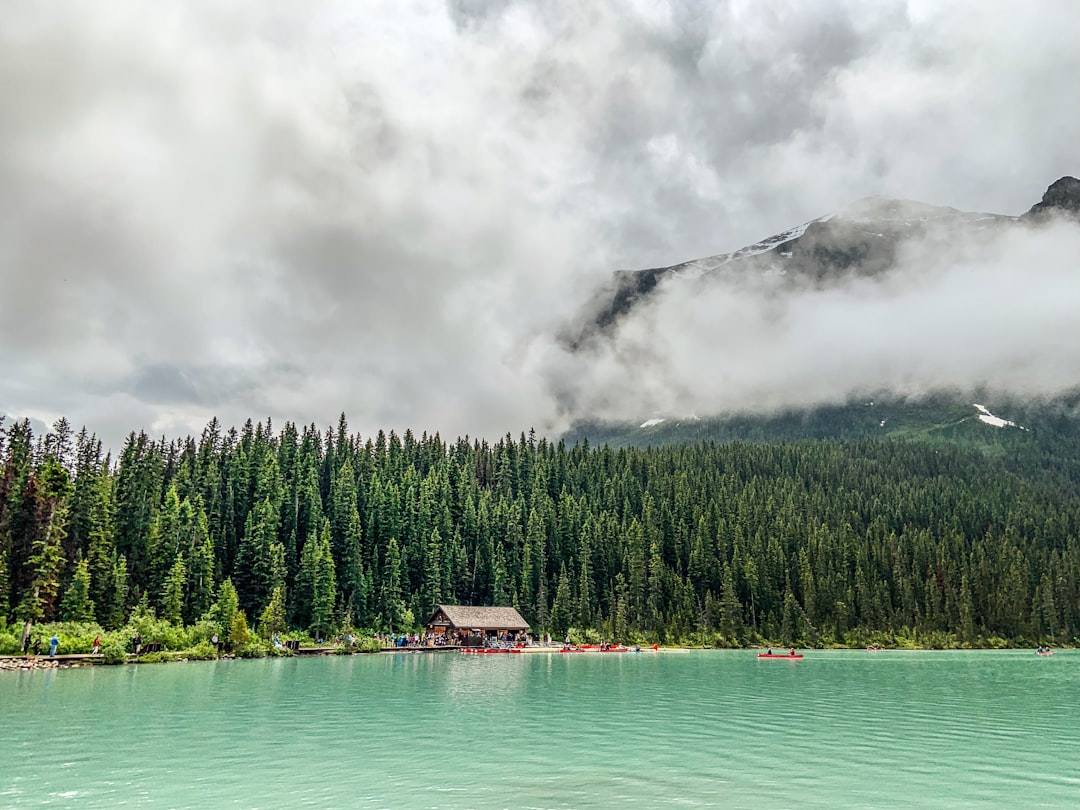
[{"xmin": 372, "ymin": 630, "xmax": 535, "ymax": 648}]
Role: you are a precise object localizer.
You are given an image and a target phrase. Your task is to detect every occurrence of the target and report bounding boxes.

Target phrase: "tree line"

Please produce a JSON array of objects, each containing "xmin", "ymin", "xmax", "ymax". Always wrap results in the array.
[{"xmin": 1, "ymin": 414, "xmax": 1078, "ymax": 647}]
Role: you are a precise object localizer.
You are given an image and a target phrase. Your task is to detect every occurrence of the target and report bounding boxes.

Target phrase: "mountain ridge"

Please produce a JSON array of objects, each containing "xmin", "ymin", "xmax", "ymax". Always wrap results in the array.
[
  {"xmin": 563, "ymin": 176, "xmax": 1080, "ymax": 450},
  {"xmin": 581, "ymin": 176, "xmax": 1079, "ymax": 337}
]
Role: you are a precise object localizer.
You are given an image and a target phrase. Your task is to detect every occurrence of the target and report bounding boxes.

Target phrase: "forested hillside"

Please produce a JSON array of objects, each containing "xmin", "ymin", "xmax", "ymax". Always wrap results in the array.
[{"xmin": 1, "ymin": 414, "xmax": 1078, "ymax": 647}]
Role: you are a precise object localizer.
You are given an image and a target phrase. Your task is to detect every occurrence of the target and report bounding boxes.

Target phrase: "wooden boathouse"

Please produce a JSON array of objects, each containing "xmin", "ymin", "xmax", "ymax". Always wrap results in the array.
[{"xmin": 425, "ymin": 605, "xmax": 530, "ymax": 645}]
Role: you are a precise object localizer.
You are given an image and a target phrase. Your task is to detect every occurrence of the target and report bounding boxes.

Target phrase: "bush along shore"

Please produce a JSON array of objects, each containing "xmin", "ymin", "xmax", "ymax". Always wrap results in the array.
[
  {"xmin": 0, "ymin": 589, "xmax": 384, "ymax": 672},
  {"xmin": 6, "ymin": 609, "xmax": 1069, "ymax": 673}
]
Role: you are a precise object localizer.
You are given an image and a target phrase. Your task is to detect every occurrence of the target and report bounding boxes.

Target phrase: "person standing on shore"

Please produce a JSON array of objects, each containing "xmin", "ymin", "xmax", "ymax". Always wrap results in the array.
[
  {"xmin": 49, "ymin": 635, "xmax": 60, "ymax": 657},
  {"xmin": 92, "ymin": 635, "xmax": 101, "ymax": 655}
]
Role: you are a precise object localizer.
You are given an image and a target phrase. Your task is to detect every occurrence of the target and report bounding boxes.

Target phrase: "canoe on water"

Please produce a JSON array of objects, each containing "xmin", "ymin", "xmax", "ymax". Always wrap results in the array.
[
  {"xmin": 757, "ymin": 653, "xmax": 804, "ymax": 659},
  {"xmin": 460, "ymin": 648, "xmax": 522, "ymax": 654}
]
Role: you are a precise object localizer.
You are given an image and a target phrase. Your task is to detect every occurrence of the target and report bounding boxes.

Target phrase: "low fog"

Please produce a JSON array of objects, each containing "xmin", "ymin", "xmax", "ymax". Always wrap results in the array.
[
  {"xmin": 1, "ymin": 1, "xmax": 1079, "ymax": 449},
  {"xmin": 548, "ymin": 217, "xmax": 1080, "ymax": 423}
]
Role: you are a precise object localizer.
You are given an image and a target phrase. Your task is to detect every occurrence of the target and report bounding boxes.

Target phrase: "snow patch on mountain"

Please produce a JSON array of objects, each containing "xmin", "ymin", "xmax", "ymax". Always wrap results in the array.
[
  {"xmin": 640, "ymin": 418, "xmax": 666, "ymax": 428},
  {"xmin": 671, "ymin": 215, "xmax": 832, "ymax": 279},
  {"xmin": 973, "ymin": 404, "xmax": 1025, "ymax": 429}
]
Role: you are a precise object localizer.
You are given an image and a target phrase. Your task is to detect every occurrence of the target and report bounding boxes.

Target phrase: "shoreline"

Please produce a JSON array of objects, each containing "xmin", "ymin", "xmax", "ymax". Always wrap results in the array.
[{"xmin": 3, "ymin": 643, "xmax": 1070, "ymax": 672}]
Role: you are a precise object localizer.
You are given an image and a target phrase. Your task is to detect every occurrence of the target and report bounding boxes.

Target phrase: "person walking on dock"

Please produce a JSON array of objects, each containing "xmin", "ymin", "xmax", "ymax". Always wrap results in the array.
[{"xmin": 49, "ymin": 635, "xmax": 59, "ymax": 657}]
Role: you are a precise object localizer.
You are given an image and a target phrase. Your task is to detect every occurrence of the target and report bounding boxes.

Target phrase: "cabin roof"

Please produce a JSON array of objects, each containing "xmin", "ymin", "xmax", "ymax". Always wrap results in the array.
[{"xmin": 426, "ymin": 604, "xmax": 530, "ymax": 631}]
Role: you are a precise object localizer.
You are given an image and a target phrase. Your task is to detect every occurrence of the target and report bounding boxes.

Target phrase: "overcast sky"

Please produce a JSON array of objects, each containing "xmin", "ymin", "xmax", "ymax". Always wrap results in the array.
[{"xmin": 2, "ymin": 0, "xmax": 1078, "ymax": 451}]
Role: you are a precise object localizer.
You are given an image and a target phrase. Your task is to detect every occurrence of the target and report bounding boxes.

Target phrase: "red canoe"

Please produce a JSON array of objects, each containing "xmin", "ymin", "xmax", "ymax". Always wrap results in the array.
[
  {"xmin": 460, "ymin": 648, "xmax": 522, "ymax": 654},
  {"xmin": 757, "ymin": 653, "xmax": 804, "ymax": 659}
]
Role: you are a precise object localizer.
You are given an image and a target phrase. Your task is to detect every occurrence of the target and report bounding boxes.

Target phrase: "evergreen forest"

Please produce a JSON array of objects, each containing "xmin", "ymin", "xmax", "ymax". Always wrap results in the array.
[{"xmin": 2, "ymin": 413, "xmax": 1079, "ymax": 654}]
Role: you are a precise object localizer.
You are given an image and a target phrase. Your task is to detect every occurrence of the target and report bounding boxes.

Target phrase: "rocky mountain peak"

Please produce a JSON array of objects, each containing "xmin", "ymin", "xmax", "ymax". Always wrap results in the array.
[
  {"xmin": 1025, "ymin": 176, "xmax": 1080, "ymax": 220},
  {"xmin": 576, "ymin": 178, "xmax": 1075, "ymax": 342}
]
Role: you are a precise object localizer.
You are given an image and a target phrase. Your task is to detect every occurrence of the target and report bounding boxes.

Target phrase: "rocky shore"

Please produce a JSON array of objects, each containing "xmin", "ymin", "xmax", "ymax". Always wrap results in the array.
[{"xmin": 0, "ymin": 656, "xmax": 92, "ymax": 672}]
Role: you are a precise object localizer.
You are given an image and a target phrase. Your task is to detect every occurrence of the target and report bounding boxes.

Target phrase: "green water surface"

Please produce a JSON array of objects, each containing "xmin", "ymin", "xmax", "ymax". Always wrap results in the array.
[{"xmin": 1, "ymin": 650, "xmax": 1078, "ymax": 808}]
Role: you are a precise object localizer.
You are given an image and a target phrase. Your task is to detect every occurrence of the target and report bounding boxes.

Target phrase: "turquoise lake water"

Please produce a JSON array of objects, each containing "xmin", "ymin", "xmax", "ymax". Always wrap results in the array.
[{"xmin": 2, "ymin": 649, "xmax": 1078, "ymax": 808}]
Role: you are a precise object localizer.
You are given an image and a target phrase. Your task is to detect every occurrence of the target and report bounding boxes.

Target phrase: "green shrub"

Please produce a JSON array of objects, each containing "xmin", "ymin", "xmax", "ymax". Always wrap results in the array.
[
  {"xmin": 182, "ymin": 641, "xmax": 219, "ymax": 661},
  {"xmin": 120, "ymin": 614, "xmax": 192, "ymax": 651},
  {"xmin": 135, "ymin": 652, "xmax": 169, "ymax": 664},
  {"xmin": 229, "ymin": 612, "xmax": 252, "ymax": 648},
  {"xmin": 187, "ymin": 619, "xmax": 220, "ymax": 645},
  {"xmin": 237, "ymin": 639, "xmax": 271, "ymax": 658},
  {"xmin": 354, "ymin": 636, "xmax": 383, "ymax": 653},
  {"xmin": 22, "ymin": 621, "xmax": 108, "ymax": 655},
  {"xmin": 100, "ymin": 639, "xmax": 128, "ymax": 664},
  {"xmin": 0, "ymin": 630, "xmax": 21, "ymax": 655}
]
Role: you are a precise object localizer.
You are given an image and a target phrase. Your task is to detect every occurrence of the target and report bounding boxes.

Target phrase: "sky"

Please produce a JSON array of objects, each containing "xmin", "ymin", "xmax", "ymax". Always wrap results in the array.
[{"xmin": 1, "ymin": 0, "xmax": 1079, "ymax": 451}]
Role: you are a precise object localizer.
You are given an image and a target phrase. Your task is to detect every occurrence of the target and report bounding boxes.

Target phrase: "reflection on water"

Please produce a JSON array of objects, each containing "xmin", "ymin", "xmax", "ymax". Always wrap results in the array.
[{"xmin": 2, "ymin": 650, "xmax": 1079, "ymax": 808}]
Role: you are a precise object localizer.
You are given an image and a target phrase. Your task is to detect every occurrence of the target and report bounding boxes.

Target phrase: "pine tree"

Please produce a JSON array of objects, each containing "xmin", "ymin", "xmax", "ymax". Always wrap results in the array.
[
  {"xmin": 60, "ymin": 557, "xmax": 95, "ymax": 622},
  {"xmin": 108, "ymin": 555, "xmax": 129, "ymax": 629},
  {"xmin": 234, "ymin": 499, "xmax": 284, "ymax": 618},
  {"xmin": 187, "ymin": 535, "xmax": 216, "ymax": 623},
  {"xmin": 781, "ymin": 591, "xmax": 800, "ymax": 646},
  {"xmin": 380, "ymin": 537, "xmax": 407, "ymax": 632},
  {"xmin": 229, "ymin": 610, "xmax": 251, "ymax": 648},
  {"xmin": 420, "ymin": 528, "xmax": 443, "ymax": 618},
  {"xmin": 162, "ymin": 554, "xmax": 187, "ymax": 625},
  {"xmin": 0, "ymin": 545, "xmax": 8, "ymax": 622},
  {"xmin": 575, "ymin": 530, "xmax": 595, "ymax": 629},
  {"xmin": 16, "ymin": 458, "xmax": 72, "ymax": 624},
  {"xmin": 294, "ymin": 527, "xmax": 317, "ymax": 630},
  {"xmin": 310, "ymin": 521, "xmax": 337, "ymax": 639},
  {"xmin": 86, "ymin": 466, "xmax": 117, "ymax": 626},
  {"xmin": 550, "ymin": 563, "xmax": 572, "ymax": 638},
  {"xmin": 147, "ymin": 486, "xmax": 182, "ymax": 608},
  {"xmin": 718, "ymin": 563, "xmax": 743, "ymax": 640},
  {"xmin": 215, "ymin": 579, "xmax": 239, "ymax": 645},
  {"xmin": 259, "ymin": 586, "xmax": 287, "ymax": 639}
]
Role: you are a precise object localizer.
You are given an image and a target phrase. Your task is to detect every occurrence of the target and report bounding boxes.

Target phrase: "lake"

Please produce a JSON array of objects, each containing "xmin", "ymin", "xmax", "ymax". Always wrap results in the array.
[{"xmin": 2, "ymin": 649, "xmax": 1078, "ymax": 808}]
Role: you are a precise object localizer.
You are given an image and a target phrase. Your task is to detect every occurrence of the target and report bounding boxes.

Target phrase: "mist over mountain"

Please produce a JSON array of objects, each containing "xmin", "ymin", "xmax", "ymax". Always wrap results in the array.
[
  {"xmin": 576, "ymin": 175, "xmax": 1080, "ymax": 338},
  {"xmin": 549, "ymin": 177, "xmax": 1080, "ymax": 443}
]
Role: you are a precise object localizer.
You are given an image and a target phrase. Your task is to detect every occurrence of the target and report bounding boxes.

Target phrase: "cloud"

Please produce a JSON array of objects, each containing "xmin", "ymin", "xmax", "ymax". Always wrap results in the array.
[
  {"xmin": 547, "ymin": 216, "xmax": 1080, "ymax": 422},
  {"xmin": 0, "ymin": 0, "xmax": 1077, "ymax": 449}
]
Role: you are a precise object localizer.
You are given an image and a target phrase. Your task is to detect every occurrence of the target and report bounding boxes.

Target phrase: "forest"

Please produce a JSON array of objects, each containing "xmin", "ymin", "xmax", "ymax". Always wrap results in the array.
[{"xmin": 1, "ymin": 413, "xmax": 1078, "ymax": 654}]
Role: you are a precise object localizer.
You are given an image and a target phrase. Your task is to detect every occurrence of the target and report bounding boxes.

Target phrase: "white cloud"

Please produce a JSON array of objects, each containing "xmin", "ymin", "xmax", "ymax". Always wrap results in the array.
[{"xmin": 0, "ymin": 0, "xmax": 1077, "ymax": 449}]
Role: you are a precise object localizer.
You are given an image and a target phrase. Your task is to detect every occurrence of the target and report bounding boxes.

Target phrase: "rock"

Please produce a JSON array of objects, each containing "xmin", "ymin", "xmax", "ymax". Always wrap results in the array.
[{"xmin": 1024, "ymin": 176, "xmax": 1080, "ymax": 220}]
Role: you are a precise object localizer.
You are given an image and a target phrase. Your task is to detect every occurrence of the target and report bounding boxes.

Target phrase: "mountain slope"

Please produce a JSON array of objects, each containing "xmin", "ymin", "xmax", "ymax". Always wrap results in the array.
[
  {"xmin": 563, "ymin": 394, "xmax": 1080, "ymax": 459},
  {"xmin": 563, "ymin": 177, "xmax": 1080, "ymax": 451},
  {"xmin": 581, "ymin": 176, "xmax": 1079, "ymax": 337}
]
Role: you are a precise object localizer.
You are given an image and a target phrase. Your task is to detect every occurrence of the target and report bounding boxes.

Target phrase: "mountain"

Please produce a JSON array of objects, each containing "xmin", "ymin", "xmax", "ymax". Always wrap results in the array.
[
  {"xmin": 565, "ymin": 177, "xmax": 1080, "ymax": 449},
  {"xmin": 563, "ymin": 393, "xmax": 1080, "ymax": 450},
  {"xmin": 581, "ymin": 176, "xmax": 1080, "ymax": 336}
]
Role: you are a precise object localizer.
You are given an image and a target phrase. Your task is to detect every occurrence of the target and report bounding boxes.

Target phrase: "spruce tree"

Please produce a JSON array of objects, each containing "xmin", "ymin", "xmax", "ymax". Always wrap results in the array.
[
  {"xmin": 310, "ymin": 521, "xmax": 337, "ymax": 639},
  {"xmin": 16, "ymin": 458, "xmax": 72, "ymax": 624},
  {"xmin": 259, "ymin": 586, "xmax": 287, "ymax": 639},
  {"xmin": 60, "ymin": 557, "xmax": 95, "ymax": 622},
  {"xmin": 108, "ymin": 555, "xmax": 129, "ymax": 629},
  {"xmin": 162, "ymin": 554, "xmax": 187, "ymax": 625},
  {"xmin": 187, "ymin": 536, "xmax": 216, "ymax": 624},
  {"xmin": 215, "ymin": 579, "xmax": 239, "ymax": 645},
  {"xmin": 550, "ymin": 564, "xmax": 572, "ymax": 638}
]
